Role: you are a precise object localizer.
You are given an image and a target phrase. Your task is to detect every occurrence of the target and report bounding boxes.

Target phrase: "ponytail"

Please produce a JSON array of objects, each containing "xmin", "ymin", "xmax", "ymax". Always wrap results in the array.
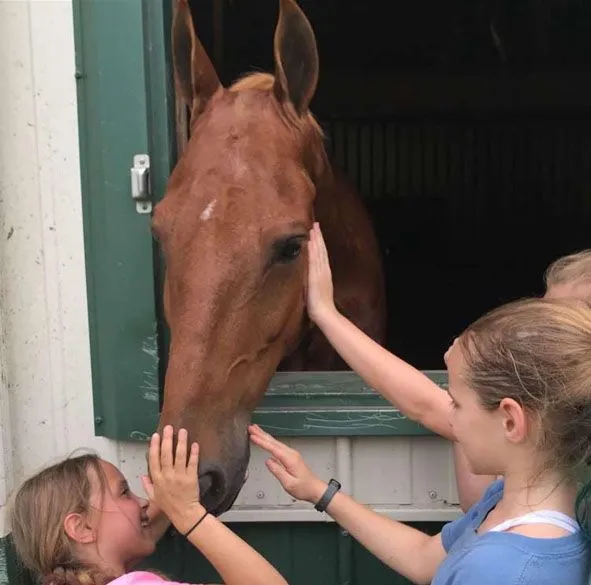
[{"xmin": 42, "ymin": 565, "xmax": 114, "ymax": 585}]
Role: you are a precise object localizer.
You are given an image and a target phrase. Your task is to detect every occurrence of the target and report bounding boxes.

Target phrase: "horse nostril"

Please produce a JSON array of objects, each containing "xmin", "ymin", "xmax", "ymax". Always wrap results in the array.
[
  {"xmin": 199, "ymin": 467, "xmax": 226, "ymax": 499},
  {"xmin": 199, "ymin": 473, "xmax": 213, "ymax": 495}
]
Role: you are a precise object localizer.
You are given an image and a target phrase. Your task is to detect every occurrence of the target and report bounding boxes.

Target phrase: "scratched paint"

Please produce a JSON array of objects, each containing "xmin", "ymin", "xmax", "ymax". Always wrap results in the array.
[
  {"xmin": 129, "ymin": 431, "xmax": 151, "ymax": 441},
  {"xmin": 140, "ymin": 332, "xmax": 160, "ymax": 403}
]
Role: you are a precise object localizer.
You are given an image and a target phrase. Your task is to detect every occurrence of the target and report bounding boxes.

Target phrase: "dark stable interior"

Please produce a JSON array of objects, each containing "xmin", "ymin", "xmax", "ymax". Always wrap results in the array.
[{"xmin": 187, "ymin": 0, "xmax": 591, "ymax": 370}]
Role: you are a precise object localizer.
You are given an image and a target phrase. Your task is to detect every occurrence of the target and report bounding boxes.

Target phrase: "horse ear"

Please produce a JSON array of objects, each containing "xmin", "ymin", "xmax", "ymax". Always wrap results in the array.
[
  {"xmin": 172, "ymin": 0, "xmax": 221, "ymax": 119},
  {"xmin": 272, "ymin": 0, "xmax": 319, "ymax": 116}
]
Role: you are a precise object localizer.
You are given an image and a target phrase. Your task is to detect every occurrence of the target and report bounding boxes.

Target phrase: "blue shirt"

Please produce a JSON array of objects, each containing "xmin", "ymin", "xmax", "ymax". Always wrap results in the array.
[{"xmin": 433, "ymin": 479, "xmax": 589, "ymax": 585}]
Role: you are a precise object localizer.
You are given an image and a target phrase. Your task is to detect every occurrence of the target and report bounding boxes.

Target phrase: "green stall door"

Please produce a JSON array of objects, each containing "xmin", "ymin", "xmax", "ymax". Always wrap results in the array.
[{"xmin": 142, "ymin": 522, "xmax": 445, "ymax": 585}]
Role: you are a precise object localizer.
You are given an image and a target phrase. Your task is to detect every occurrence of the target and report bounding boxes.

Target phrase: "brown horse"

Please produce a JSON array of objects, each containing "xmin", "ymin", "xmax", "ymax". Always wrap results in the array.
[{"xmin": 152, "ymin": 0, "xmax": 386, "ymax": 515}]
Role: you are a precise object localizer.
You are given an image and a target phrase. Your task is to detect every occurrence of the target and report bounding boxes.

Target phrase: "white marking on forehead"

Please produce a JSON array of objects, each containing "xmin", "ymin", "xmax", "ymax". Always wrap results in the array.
[{"xmin": 200, "ymin": 199, "xmax": 216, "ymax": 221}]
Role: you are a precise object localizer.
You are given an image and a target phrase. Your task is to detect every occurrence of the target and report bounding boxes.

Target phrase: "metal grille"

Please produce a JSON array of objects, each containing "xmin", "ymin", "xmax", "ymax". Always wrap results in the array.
[{"xmin": 323, "ymin": 113, "xmax": 591, "ymax": 222}]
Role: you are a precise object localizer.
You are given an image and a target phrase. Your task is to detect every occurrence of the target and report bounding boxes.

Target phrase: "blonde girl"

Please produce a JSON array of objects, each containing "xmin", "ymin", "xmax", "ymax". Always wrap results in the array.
[
  {"xmin": 10, "ymin": 426, "xmax": 289, "ymax": 585},
  {"xmin": 304, "ymin": 222, "xmax": 591, "ymax": 511},
  {"xmin": 250, "ymin": 296, "xmax": 591, "ymax": 583}
]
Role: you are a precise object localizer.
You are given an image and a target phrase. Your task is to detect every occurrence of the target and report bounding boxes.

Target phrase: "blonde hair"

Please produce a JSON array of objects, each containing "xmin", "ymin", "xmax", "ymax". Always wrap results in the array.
[
  {"xmin": 544, "ymin": 249, "xmax": 591, "ymax": 292},
  {"xmin": 458, "ymin": 298, "xmax": 591, "ymax": 474},
  {"xmin": 10, "ymin": 453, "xmax": 114, "ymax": 585}
]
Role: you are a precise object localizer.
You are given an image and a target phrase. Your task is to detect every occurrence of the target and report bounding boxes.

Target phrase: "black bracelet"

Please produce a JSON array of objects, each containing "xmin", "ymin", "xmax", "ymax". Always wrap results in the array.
[
  {"xmin": 183, "ymin": 509, "xmax": 209, "ymax": 538},
  {"xmin": 314, "ymin": 479, "xmax": 341, "ymax": 512}
]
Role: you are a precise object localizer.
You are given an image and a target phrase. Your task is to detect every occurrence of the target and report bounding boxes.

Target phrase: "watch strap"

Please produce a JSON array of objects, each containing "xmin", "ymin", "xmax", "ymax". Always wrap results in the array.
[{"xmin": 314, "ymin": 478, "xmax": 341, "ymax": 512}]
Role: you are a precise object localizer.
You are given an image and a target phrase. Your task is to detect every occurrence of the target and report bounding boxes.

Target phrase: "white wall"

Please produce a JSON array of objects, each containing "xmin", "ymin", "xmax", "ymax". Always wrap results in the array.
[
  {"xmin": 0, "ymin": 0, "xmax": 122, "ymax": 537},
  {"xmin": 0, "ymin": 0, "xmax": 460, "ymax": 543}
]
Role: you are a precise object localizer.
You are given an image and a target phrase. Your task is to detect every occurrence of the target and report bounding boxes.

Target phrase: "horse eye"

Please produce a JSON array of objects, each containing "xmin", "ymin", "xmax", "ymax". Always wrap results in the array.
[{"xmin": 274, "ymin": 237, "xmax": 303, "ymax": 264}]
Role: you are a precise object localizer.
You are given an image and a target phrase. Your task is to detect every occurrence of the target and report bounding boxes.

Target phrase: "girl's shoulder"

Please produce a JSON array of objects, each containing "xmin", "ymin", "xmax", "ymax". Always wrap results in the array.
[
  {"xmin": 442, "ymin": 479, "xmax": 505, "ymax": 552},
  {"xmin": 436, "ymin": 534, "xmax": 588, "ymax": 585},
  {"xmin": 110, "ymin": 572, "xmax": 167, "ymax": 585},
  {"xmin": 111, "ymin": 571, "xmax": 200, "ymax": 585}
]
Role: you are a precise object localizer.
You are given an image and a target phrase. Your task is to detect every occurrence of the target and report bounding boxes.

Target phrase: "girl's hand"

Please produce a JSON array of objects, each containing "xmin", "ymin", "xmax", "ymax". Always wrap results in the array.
[
  {"xmin": 142, "ymin": 426, "xmax": 204, "ymax": 526},
  {"xmin": 307, "ymin": 222, "xmax": 337, "ymax": 324},
  {"xmin": 248, "ymin": 424, "xmax": 327, "ymax": 504}
]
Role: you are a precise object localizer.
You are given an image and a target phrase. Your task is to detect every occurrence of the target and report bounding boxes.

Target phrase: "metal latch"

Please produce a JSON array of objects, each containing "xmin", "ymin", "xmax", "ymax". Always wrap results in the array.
[{"xmin": 130, "ymin": 154, "xmax": 152, "ymax": 214}]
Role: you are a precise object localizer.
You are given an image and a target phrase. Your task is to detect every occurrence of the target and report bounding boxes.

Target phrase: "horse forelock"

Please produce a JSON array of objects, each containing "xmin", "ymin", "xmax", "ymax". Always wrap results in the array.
[{"xmin": 229, "ymin": 72, "xmax": 324, "ymax": 140}]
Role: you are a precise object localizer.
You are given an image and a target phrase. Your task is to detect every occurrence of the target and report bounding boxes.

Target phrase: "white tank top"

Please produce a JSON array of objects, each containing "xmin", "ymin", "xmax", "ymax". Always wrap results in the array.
[{"xmin": 489, "ymin": 509, "xmax": 580, "ymax": 534}]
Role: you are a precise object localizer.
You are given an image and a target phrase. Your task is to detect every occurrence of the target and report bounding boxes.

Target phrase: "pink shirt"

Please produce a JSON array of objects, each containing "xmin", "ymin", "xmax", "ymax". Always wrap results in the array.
[{"xmin": 111, "ymin": 571, "xmax": 201, "ymax": 585}]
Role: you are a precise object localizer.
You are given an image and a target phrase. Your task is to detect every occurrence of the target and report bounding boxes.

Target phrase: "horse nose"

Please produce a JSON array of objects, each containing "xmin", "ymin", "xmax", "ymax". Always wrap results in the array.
[{"xmin": 198, "ymin": 463, "xmax": 227, "ymax": 511}]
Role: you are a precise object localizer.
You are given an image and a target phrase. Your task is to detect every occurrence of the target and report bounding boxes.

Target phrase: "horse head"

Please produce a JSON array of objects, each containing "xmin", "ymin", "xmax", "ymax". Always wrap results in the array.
[{"xmin": 152, "ymin": 0, "xmax": 327, "ymax": 515}]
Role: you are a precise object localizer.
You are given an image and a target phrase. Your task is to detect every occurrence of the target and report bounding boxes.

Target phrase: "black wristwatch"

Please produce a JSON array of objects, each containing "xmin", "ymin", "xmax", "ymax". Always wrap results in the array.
[{"xmin": 314, "ymin": 479, "xmax": 341, "ymax": 512}]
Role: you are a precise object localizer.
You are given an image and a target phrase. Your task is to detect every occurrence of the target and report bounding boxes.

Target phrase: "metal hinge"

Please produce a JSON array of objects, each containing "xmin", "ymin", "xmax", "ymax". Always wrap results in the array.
[{"xmin": 130, "ymin": 154, "xmax": 152, "ymax": 214}]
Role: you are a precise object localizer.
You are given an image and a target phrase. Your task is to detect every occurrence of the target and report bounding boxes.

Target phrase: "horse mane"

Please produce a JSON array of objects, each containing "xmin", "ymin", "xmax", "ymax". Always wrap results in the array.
[{"xmin": 229, "ymin": 72, "xmax": 324, "ymax": 139}]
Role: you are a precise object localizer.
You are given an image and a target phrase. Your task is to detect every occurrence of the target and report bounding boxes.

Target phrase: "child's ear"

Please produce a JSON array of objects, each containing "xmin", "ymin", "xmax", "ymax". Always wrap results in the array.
[
  {"xmin": 499, "ymin": 397, "xmax": 528, "ymax": 443},
  {"xmin": 64, "ymin": 512, "xmax": 96, "ymax": 544}
]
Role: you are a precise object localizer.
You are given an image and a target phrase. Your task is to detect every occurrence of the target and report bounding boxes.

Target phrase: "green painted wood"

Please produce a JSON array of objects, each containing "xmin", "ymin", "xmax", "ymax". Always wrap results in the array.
[
  {"xmin": 1, "ymin": 534, "xmax": 36, "ymax": 585},
  {"xmin": 0, "ymin": 537, "xmax": 7, "ymax": 585},
  {"xmin": 252, "ymin": 371, "xmax": 446, "ymax": 436},
  {"xmin": 141, "ymin": 522, "xmax": 446, "ymax": 585},
  {"xmin": 73, "ymin": 0, "xmax": 173, "ymax": 440}
]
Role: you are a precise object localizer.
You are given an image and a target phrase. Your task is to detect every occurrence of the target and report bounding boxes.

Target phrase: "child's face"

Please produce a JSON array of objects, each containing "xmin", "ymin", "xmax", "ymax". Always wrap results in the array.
[
  {"xmin": 445, "ymin": 344, "xmax": 509, "ymax": 476},
  {"xmin": 89, "ymin": 460, "xmax": 155, "ymax": 572}
]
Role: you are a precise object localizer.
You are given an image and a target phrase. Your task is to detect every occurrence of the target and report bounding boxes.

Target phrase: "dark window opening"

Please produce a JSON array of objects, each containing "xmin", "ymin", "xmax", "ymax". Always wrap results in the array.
[{"xmin": 186, "ymin": 0, "xmax": 591, "ymax": 369}]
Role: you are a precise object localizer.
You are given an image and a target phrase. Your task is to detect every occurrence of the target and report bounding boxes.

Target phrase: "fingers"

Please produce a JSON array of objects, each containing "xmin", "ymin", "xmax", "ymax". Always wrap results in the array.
[
  {"xmin": 141, "ymin": 474, "xmax": 155, "ymax": 500},
  {"xmin": 249, "ymin": 423, "xmax": 273, "ymax": 439},
  {"xmin": 250, "ymin": 432, "xmax": 287, "ymax": 462},
  {"xmin": 249, "ymin": 425, "xmax": 297, "ymax": 468},
  {"xmin": 265, "ymin": 458, "xmax": 293, "ymax": 486},
  {"xmin": 160, "ymin": 425, "xmax": 174, "ymax": 471},
  {"xmin": 150, "ymin": 426, "xmax": 198, "ymax": 478},
  {"xmin": 174, "ymin": 428, "xmax": 188, "ymax": 472},
  {"xmin": 149, "ymin": 431, "xmax": 162, "ymax": 478},
  {"xmin": 249, "ymin": 424, "xmax": 288, "ymax": 449},
  {"xmin": 187, "ymin": 441, "xmax": 199, "ymax": 476},
  {"xmin": 315, "ymin": 223, "xmax": 329, "ymax": 264},
  {"xmin": 308, "ymin": 223, "xmax": 330, "ymax": 276}
]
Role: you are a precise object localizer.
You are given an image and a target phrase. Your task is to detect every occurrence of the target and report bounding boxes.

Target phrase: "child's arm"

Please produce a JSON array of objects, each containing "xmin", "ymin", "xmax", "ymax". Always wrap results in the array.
[
  {"xmin": 175, "ymin": 506, "xmax": 288, "ymax": 585},
  {"xmin": 314, "ymin": 307, "xmax": 454, "ymax": 439},
  {"xmin": 250, "ymin": 425, "xmax": 446, "ymax": 585},
  {"xmin": 145, "ymin": 427, "xmax": 289, "ymax": 585},
  {"xmin": 307, "ymin": 223, "xmax": 454, "ymax": 440},
  {"xmin": 323, "ymin": 489, "xmax": 446, "ymax": 584}
]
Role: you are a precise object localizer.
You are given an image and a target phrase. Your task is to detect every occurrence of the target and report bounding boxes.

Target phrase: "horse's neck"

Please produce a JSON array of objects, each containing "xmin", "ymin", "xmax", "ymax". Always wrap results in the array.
[
  {"xmin": 313, "ymin": 166, "xmax": 345, "ymax": 238},
  {"xmin": 313, "ymin": 165, "xmax": 360, "ymax": 252},
  {"xmin": 313, "ymin": 162, "xmax": 383, "ymax": 280},
  {"xmin": 310, "ymin": 162, "xmax": 387, "ymax": 345}
]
